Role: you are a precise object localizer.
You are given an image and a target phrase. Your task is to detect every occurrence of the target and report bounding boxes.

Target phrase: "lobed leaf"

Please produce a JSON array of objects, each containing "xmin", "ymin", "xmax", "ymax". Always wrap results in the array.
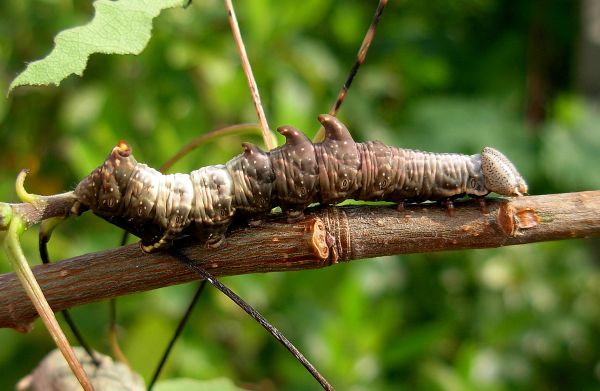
[{"xmin": 8, "ymin": 0, "xmax": 189, "ymax": 93}]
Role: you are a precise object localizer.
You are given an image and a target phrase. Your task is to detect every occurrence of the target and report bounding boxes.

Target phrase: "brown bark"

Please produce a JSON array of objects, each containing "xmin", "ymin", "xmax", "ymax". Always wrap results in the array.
[{"xmin": 1, "ymin": 191, "xmax": 599, "ymax": 331}]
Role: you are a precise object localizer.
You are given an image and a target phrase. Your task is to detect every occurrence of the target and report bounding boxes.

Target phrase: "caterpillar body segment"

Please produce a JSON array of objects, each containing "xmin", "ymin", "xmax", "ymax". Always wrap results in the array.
[{"xmin": 72, "ymin": 115, "xmax": 528, "ymax": 252}]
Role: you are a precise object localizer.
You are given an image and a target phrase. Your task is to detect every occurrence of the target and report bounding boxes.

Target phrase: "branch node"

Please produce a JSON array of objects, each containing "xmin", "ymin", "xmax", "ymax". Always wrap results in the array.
[
  {"xmin": 1, "ymin": 192, "xmax": 599, "ymax": 330},
  {"xmin": 321, "ymin": 207, "xmax": 351, "ymax": 262}
]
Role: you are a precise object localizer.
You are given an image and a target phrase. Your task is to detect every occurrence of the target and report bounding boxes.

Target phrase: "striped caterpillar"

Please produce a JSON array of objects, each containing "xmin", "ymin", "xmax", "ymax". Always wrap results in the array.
[{"xmin": 71, "ymin": 114, "xmax": 528, "ymax": 253}]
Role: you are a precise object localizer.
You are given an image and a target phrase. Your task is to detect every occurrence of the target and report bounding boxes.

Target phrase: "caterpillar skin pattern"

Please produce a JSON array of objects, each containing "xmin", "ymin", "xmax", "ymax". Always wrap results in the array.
[{"xmin": 71, "ymin": 114, "xmax": 528, "ymax": 252}]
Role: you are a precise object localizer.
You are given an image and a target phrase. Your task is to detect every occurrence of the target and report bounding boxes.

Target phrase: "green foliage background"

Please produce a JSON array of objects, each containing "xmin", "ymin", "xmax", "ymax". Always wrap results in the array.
[{"xmin": 1, "ymin": 0, "xmax": 600, "ymax": 390}]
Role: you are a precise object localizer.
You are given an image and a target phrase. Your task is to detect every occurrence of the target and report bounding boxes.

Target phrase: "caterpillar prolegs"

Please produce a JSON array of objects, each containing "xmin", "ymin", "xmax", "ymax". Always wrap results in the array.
[{"xmin": 71, "ymin": 114, "xmax": 528, "ymax": 252}]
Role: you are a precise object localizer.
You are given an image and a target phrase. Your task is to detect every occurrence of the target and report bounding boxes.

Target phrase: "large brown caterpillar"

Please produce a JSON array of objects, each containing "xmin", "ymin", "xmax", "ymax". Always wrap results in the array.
[{"xmin": 71, "ymin": 114, "xmax": 528, "ymax": 252}]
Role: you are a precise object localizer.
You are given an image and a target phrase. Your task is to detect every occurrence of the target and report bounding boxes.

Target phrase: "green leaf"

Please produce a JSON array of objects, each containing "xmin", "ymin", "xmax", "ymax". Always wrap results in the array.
[{"xmin": 8, "ymin": 0, "xmax": 189, "ymax": 93}]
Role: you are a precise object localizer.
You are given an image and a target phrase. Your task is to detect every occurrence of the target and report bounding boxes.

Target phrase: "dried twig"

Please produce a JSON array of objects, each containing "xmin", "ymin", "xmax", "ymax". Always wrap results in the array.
[
  {"xmin": 224, "ymin": 0, "xmax": 274, "ymax": 150},
  {"xmin": 159, "ymin": 123, "xmax": 261, "ymax": 172},
  {"xmin": 3, "ymin": 217, "xmax": 94, "ymax": 390},
  {"xmin": 2, "ymin": 175, "xmax": 94, "ymax": 390}
]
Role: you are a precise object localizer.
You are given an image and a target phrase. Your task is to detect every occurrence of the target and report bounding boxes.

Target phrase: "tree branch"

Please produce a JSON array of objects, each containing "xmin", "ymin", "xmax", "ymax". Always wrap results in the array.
[
  {"xmin": 0, "ymin": 192, "xmax": 76, "ymax": 230},
  {"xmin": 1, "ymin": 191, "xmax": 599, "ymax": 331}
]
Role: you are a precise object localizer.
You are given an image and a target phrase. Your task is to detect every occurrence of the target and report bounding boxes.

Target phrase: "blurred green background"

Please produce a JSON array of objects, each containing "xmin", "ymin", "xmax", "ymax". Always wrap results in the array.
[{"xmin": 2, "ymin": 0, "xmax": 600, "ymax": 390}]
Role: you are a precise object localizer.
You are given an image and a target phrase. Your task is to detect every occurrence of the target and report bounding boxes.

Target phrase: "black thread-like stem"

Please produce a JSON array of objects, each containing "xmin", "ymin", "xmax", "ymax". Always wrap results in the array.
[
  {"xmin": 330, "ymin": 0, "xmax": 388, "ymax": 116},
  {"xmin": 148, "ymin": 280, "xmax": 207, "ymax": 390},
  {"xmin": 107, "ymin": 230, "xmax": 132, "ymax": 366},
  {"xmin": 169, "ymin": 249, "xmax": 334, "ymax": 391},
  {"xmin": 38, "ymin": 228, "xmax": 100, "ymax": 366}
]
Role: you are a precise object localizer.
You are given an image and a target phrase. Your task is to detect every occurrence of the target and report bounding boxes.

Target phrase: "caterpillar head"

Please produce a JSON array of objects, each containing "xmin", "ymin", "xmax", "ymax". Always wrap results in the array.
[
  {"xmin": 73, "ymin": 141, "xmax": 138, "ymax": 214},
  {"xmin": 480, "ymin": 147, "xmax": 528, "ymax": 197}
]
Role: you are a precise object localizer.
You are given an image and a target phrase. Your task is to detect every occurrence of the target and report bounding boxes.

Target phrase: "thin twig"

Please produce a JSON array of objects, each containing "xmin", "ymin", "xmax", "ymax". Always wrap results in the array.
[
  {"xmin": 1, "ymin": 191, "xmax": 599, "ymax": 331},
  {"xmin": 159, "ymin": 123, "xmax": 262, "ymax": 172},
  {"xmin": 0, "ymin": 192, "xmax": 75, "ymax": 232},
  {"xmin": 108, "ymin": 298, "xmax": 130, "ymax": 366},
  {"xmin": 3, "ymin": 217, "xmax": 95, "ymax": 391},
  {"xmin": 171, "ymin": 250, "xmax": 333, "ymax": 390},
  {"xmin": 148, "ymin": 280, "xmax": 207, "ymax": 390},
  {"xmin": 107, "ymin": 231, "xmax": 132, "ymax": 367},
  {"xmin": 330, "ymin": 0, "xmax": 388, "ymax": 116},
  {"xmin": 116, "ymin": 124, "xmax": 265, "ymax": 378},
  {"xmin": 314, "ymin": 0, "xmax": 388, "ymax": 141},
  {"xmin": 224, "ymin": 0, "xmax": 275, "ymax": 150}
]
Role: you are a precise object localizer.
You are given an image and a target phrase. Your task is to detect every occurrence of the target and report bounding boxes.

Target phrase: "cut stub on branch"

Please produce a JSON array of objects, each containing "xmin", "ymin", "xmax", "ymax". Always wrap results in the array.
[
  {"xmin": 1, "ymin": 192, "xmax": 599, "ymax": 331},
  {"xmin": 0, "ymin": 213, "xmax": 331, "ymax": 331}
]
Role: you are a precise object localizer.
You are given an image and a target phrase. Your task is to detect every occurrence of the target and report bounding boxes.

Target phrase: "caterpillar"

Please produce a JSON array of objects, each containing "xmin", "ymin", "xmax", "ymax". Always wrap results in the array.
[{"xmin": 71, "ymin": 114, "xmax": 528, "ymax": 253}]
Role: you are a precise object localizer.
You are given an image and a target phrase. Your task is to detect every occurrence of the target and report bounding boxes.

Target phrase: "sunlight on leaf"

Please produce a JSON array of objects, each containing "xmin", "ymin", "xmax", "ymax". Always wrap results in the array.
[{"xmin": 8, "ymin": 0, "xmax": 189, "ymax": 93}]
